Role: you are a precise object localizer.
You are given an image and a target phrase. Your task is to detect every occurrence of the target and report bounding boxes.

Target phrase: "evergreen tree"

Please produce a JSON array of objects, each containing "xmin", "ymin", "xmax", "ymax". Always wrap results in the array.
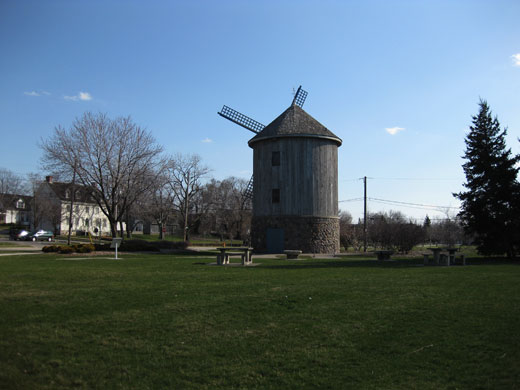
[{"xmin": 455, "ymin": 100, "xmax": 519, "ymax": 257}]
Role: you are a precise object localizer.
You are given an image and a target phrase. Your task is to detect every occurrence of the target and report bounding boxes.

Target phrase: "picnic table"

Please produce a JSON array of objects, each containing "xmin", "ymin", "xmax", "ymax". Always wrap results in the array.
[
  {"xmin": 216, "ymin": 247, "xmax": 253, "ymax": 266},
  {"xmin": 426, "ymin": 247, "xmax": 460, "ymax": 266},
  {"xmin": 374, "ymin": 250, "xmax": 394, "ymax": 261},
  {"xmin": 427, "ymin": 247, "xmax": 443, "ymax": 265}
]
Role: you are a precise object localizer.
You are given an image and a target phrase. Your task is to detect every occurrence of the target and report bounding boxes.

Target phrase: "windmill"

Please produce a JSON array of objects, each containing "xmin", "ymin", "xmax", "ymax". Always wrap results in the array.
[{"xmin": 217, "ymin": 86, "xmax": 308, "ymax": 208}]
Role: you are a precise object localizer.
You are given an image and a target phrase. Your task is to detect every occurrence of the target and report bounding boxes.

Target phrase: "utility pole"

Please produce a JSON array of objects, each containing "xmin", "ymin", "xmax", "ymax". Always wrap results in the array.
[
  {"xmin": 67, "ymin": 159, "xmax": 77, "ymax": 245},
  {"xmin": 183, "ymin": 171, "xmax": 190, "ymax": 242},
  {"xmin": 363, "ymin": 176, "xmax": 367, "ymax": 252}
]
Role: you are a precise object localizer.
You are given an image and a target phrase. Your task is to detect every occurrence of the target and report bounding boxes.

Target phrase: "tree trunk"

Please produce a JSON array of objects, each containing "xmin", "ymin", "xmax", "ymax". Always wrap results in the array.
[{"xmin": 110, "ymin": 221, "xmax": 117, "ymax": 238}]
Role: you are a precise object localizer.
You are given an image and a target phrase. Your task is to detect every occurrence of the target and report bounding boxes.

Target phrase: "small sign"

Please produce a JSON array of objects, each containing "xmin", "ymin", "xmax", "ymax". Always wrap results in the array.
[{"xmin": 110, "ymin": 238, "xmax": 122, "ymax": 249}]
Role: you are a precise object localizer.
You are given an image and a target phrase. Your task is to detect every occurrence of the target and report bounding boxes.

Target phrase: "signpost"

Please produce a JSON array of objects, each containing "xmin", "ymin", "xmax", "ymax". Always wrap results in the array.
[{"xmin": 110, "ymin": 238, "xmax": 123, "ymax": 259}]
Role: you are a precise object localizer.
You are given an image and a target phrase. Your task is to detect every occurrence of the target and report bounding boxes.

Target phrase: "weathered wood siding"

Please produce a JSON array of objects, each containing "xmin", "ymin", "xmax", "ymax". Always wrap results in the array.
[{"xmin": 252, "ymin": 137, "xmax": 338, "ymax": 218}]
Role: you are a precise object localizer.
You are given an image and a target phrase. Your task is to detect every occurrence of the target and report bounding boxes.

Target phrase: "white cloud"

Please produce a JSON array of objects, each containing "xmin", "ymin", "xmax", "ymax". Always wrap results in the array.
[
  {"xmin": 201, "ymin": 138, "xmax": 213, "ymax": 143},
  {"xmin": 24, "ymin": 90, "xmax": 51, "ymax": 97},
  {"xmin": 512, "ymin": 53, "xmax": 520, "ymax": 67},
  {"xmin": 64, "ymin": 91, "xmax": 93, "ymax": 101},
  {"xmin": 79, "ymin": 91, "xmax": 92, "ymax": 101},
  {"xmin": 385, "ymin": 126, "xmax": 405, "ymax": 135}
]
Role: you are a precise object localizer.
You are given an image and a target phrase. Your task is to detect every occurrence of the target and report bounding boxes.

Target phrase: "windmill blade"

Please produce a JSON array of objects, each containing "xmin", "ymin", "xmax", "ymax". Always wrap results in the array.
[
  {"xmin": 291, "ymin": 85, "xmax": 308, "ymax": 108},
  {"xmin": 218, "ymin": 105, "xmax": 265, "ymax": 134},
  {"xmin": 241, "ymin": 175, "xmax": 253, "ymax": 210}
]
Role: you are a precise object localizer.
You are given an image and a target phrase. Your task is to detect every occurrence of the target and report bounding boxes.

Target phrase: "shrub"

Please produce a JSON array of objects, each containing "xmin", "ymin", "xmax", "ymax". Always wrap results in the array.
[
  {"xmin": 58, "ymin": 245, "xmax": 74, "ymax": 254},
  {"xmin": 42, "ymin": 245, "xmax": 59, "ymax": 253},
  {"xmin": 118, "ymin": 239, "xmax": 155, "ymax": 252},
  {"xmin": 94, "ymin": 243, "xmax": 109, "ymax": 251},
  {"xmin": 83, "ymin": 244, "xmax": 95, "ymax": 253}
]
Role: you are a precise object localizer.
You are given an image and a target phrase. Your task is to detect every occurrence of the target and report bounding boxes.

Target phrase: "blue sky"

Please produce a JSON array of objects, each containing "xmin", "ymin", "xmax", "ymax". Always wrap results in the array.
[{"xmin": 1, "ymin": 0, "xmax": 519, "ymax": 222}]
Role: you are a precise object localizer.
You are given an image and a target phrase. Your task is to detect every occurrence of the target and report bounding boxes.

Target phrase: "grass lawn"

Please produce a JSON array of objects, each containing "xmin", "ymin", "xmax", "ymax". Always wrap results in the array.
[{"xmin": 0, "ymin": 253, "xmax": 519, "ymax": 389}]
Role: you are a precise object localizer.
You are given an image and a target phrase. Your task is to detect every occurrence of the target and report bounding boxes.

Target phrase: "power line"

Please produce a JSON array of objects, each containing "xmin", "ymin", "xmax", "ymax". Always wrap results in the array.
[
  {"xmin": 369, "ymin": 197, "xmax": 459, "ymax": 211},
  {"xmin": 340, "ymin": 177, "xmax": 463, "ymax": 182},
  {"xmin": 338, "ymin": 198, "xmax": 363, "ymax": 203}
]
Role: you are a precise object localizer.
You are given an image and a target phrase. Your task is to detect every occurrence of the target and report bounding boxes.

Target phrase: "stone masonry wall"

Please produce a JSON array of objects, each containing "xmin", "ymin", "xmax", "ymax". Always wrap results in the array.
[{"xmin": 252, "ymin": 215, "xmax": 339, "ymax": 254}]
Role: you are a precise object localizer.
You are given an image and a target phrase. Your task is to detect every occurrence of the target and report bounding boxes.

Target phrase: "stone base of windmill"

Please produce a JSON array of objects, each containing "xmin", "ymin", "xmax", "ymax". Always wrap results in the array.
[{"xmin": 251, "ymin": 215, "xmax": 339, "ymax": 254}]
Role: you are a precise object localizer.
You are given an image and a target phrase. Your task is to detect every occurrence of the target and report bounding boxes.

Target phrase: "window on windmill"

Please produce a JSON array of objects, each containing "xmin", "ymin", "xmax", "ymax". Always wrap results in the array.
[
  {"xmin": 272, "ymin": 151, "xmax": 280, "ymax": 166},
  {"xmin": 272, "ymin": 188, "xmax": 280, "ymax": 204}
]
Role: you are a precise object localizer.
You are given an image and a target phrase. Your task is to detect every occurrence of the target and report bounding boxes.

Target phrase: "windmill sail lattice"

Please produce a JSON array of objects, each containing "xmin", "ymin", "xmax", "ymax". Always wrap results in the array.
[
  {"xmin": 291, "ymin": 86, "xmax": 308, "ymax": 108},
  {"xmin": 241, "ymin": 175, "xmax": 254, "ymax": 210},
  {"xmin": 218, "ymin": 106, "xmax": 265, "ymax": 134}
]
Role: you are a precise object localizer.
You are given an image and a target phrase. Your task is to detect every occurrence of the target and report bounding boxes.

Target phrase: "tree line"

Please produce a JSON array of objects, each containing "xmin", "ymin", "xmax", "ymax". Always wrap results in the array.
[{"xmin": 339, "ymin": 211, "xmax": 465, "ymax": 253}]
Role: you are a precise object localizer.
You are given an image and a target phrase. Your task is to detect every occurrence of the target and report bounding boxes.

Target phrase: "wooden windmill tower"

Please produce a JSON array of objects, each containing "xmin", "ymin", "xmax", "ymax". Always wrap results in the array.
[{"xmin": 218, "ymin": 87, "xmax": 342, "ymax": 253}]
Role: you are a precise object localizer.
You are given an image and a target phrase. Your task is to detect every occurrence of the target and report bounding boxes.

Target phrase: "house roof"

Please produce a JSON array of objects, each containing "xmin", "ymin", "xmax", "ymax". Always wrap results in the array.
[
  {"xmin": 47, "ymin": 182, "xmax": 97, "ymax": 204},
  {"xmin": 0, "ymin": 194, "xmax": 33, "ymax": 211},
  {"xmin": 248, "ymin": 104, "xmax": 342, "ymax": 147}
]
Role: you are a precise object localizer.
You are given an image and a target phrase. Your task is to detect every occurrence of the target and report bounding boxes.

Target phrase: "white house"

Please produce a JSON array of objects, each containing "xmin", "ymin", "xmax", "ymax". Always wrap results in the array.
[
  {"xmin": 35, "ymin": 176, "xmax": 114, "ymax": 235},
  {"xmin": 0, "ymin": 194, "xmax": 32, "ymax": 228}
]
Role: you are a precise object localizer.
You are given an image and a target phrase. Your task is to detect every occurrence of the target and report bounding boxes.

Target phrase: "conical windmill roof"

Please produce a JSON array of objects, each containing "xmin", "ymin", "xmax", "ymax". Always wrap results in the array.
[{"xmin": 248, "ymin": 104, "xmax": 342, "ymax": 147}]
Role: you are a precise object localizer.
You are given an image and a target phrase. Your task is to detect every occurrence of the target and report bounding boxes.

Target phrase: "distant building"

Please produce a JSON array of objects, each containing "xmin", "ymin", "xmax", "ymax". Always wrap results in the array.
[
  {"xmin": 35, "ymin": 176, "xmax": 113, "ymax": 235},
  {"xmin": 0, "ymin": 194, "xmax": 32, "ymax": 228}
]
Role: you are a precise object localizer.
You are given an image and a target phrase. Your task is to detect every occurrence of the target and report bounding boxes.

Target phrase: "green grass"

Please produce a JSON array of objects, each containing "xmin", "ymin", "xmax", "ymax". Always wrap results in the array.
[
  {"xmin": 0, "ymin": 242, "xmax": 22, "ymax": 247},
  {"xmin": 0, "ymin": 254, "xmax": 519, "ymax": 389}
]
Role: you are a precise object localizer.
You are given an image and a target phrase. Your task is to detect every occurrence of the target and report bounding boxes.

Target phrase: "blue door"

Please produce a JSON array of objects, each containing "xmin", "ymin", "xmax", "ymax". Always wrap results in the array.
[{"xmin": 266, "ymin": 228, "xmax": 284, "ymax": 253}]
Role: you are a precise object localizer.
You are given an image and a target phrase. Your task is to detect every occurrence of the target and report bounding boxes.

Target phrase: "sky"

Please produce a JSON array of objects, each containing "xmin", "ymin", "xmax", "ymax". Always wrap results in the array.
[{"xmin": 1, "ymin": 0, "xmax": 519, "ymax": 223}]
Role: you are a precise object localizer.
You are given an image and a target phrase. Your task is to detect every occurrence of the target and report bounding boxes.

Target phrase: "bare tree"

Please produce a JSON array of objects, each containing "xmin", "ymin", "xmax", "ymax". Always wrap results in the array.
[
  {"xmin": 166, "ymin": 153, "xmax": 210, "ymax": 241},
  {"xmin": 198, "ymin": 177, "xmax": 251, "ymax": 241},
  {"xmin": 0, "ymin": 168, "xmax": 24, "ymax": 214},
  {"xmin": 0, "ymin": 168, "xmax": 24, "ymax": 195},
  {"xmin": 40, "ymin": 112, "xmax": 164, "ymax": 237},
  {"xmin": 140, "ymin": 171, "xmax": 174, "ymax": 240},
  {"xmin": 368, "ymin": 210, "xmax": 425, "ymax": 253}
]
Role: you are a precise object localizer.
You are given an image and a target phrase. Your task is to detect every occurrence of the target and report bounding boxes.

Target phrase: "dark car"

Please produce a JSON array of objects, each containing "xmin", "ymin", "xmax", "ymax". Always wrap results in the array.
[
  {"xmin": 10, "ymin": 229, "xmax": 29, "ymax": 240},
  {"xmin": 26, "ymin": 230, "xmax": 54, "ymax": 242}
]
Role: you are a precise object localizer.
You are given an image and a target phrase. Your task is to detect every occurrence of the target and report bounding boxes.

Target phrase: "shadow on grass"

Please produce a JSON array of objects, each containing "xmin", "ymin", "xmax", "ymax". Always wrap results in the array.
[
  {"xmin": 258, "ymin": 257, "xmax": 520, "ymax": 270},
  {"xmin": 156, "ymin": 249, "xmax": 217, "ymax": 257}
]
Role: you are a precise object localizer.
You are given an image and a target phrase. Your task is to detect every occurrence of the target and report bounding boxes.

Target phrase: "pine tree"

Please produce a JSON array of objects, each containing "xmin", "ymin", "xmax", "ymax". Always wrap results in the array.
[{"xmin": 455, "ymin": 100, "xmax": 519, "ymax": 257}]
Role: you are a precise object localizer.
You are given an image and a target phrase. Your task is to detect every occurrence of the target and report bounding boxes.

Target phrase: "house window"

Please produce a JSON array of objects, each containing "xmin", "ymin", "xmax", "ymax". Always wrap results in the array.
[
  {"xmin": 16, "ymin": 199, "xmax": 25, "ymax": 209},
  {"xmin": 65, "ymin": 190, "xmax": 70, "ymax": 199},
  {"xmin": 272, "ymin": 188, "xmax": 280, "ymax": 204},
  {"xmin": 272, "ymin": 151, "xmax": 280, "ymax": 166},
  {"xmin": 86, "ymin": 206, "xmax": 90, "ymax": 213},
  {"xmin": 102, "ymin": 219, "xmax": 107, "ymax": 228}
]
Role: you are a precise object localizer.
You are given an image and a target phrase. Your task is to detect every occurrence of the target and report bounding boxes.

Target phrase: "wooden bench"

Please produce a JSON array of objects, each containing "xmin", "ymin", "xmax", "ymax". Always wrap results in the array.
[
  {"xmin": 284, "ymin": 250, "xmax": 302, "ymax": 259},
  {"xmin": 216, "ymin": 247, "xmax": 253, "ymax": 265}
]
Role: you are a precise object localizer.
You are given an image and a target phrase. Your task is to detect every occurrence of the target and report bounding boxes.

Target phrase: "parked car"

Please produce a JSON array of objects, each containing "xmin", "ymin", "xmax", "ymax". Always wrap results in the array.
[
  {"xmin": 10, "ymin": 229, "xmax": 30, "ymax": 240},
  {"xmin": 26, "ymin": 230, "xmax": 54, "ymax": 242}
]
